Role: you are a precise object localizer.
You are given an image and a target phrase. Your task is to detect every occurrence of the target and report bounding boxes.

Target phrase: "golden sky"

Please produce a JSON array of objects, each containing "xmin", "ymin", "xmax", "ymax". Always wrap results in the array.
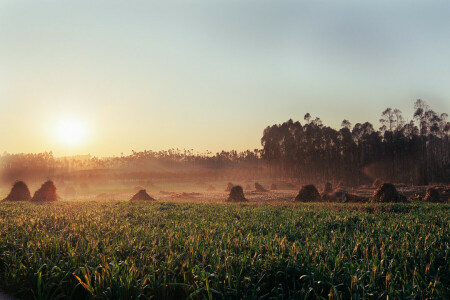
[{"xmin": 1, "ymin": 1, "xmax": 449, "ymax": 156}]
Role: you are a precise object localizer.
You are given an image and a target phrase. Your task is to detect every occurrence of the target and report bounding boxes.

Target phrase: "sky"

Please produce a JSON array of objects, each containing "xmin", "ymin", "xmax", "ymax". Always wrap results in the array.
[{"xmin": 1, "ymin": 0, "xmax": 449, "ymax": 157}]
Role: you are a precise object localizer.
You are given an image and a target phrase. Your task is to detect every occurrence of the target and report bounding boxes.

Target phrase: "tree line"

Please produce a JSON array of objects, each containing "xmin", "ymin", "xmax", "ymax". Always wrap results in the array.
[
  {"xmin": 261, "ymin": 99, "xmax": 449, "ymax": 185},
  {"xmin": 0, "ymin": 149, "xmax": 263, "ymax": 184}
]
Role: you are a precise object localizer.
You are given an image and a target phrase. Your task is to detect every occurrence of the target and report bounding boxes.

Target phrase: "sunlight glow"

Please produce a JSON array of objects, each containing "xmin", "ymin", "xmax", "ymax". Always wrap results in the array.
[{"xmin": 56, "ymin": 118, "xmax": 86, "ymax": 146}]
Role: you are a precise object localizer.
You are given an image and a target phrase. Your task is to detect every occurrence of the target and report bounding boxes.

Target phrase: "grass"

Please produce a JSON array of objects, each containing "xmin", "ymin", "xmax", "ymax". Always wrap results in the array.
[{"xmin": 0, "ymin": 201, "xmax": 448, "ymax": 299}]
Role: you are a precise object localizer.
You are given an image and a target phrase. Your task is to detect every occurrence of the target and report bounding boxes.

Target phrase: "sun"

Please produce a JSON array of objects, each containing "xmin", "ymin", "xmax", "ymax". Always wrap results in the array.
[{"xmin": 56, "ymin": 117, "xmax": 86, "ymax": 146}]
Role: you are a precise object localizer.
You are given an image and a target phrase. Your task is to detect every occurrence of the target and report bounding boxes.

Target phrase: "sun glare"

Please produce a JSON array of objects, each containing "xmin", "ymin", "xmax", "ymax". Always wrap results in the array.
[{"xmin": 56, "ymin": 118, "xmax": 86, "ymax": 146}]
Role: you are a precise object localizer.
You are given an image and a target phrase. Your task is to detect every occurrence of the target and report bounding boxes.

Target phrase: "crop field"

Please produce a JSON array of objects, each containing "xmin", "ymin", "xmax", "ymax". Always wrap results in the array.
[{"xmin": 0, "ymin": 201, "xmax": 448, "ymax": 299}]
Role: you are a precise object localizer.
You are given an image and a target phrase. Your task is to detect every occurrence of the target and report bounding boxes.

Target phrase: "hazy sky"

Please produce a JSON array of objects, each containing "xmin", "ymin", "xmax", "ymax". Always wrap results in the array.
[{"xmin": 1, "ymin": 1, "xmax": 449, "ymax": 156}]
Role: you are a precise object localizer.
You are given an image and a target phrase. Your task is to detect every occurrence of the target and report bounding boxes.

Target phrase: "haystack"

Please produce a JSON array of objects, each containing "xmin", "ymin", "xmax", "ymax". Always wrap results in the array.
[
  {"xmin": 254, "ymin": 182, "xmax": 268, "ymax": 192},
  {"xmin": 226, "ymin": 185, "xmax": 247, "ymax": 202},
  {"xmin": 423, "ymin": 187, "xmax": 441, "ymax": 203},
  {"xmin": 206, "ymin": 185, "xmax": 216, "ymax": 191},
  {"xmin": 294, "ymin": 184, "xmax": 321, "ymax": 202},
  {"xmin": 225, "ymin": 182, "xmax": 234, "ymax": 192},
  {"xmin": 323, "ymin": 182, "xmax": 333, "ymax": 194},
  {"xmin": 371, "ymin": 183, "xmax": 406, "ymax": 203},
  {"xmin": 3, "ymin": 181, "xmax": 31, "ymax": 201},
  {"xmin": 270, "ymin": 183, "xmax": 277, "ymax": 190},
  {"xmin": 130, "ymin": 189, "xmax": 155, "ymax": 201},
  {"xmin": 372, "ymin": 178, "xmax": 382, "ymax": 189},
  {"xmin": 31, "ymin": 181, "xmax": 58, "ymax": 202}
]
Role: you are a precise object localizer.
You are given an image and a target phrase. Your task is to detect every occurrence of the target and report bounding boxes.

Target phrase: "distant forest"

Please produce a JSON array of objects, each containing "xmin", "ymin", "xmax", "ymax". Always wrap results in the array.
[
  {"xmin": 261, "ymin": 99, "xmax": 449, "ymax": 185},
  {"xmin": 0, "ymin": 99, "xmax": 448, "ymax": 185}
]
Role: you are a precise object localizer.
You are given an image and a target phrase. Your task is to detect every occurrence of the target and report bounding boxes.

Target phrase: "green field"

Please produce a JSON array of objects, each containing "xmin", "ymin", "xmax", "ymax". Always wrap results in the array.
[{"xmin": 0, "ymin": 201, "xmax": 448, "ymax": 299}]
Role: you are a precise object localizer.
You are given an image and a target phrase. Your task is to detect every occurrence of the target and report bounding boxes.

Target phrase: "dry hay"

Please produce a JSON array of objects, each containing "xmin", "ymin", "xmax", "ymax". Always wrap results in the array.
[
  {"xmin": 372, "ymin": 178, "xmax": 382, "ymax": 189},
  {"xmin": 254, "ymin": 182, "xmax": 268, "ymax": 192},
  {"xmin": 371, "ymin": 183, "xmax": 406, "ymax": 203},
  {"xmin": 3, "ymin": 181, "xmax": 31, "ymax": 201},
  {"xmin": 226, "ymin": 185, "xmax": 247, "ymax": 202},
  {"xmin": 31, "ymin": 180, "xmax": 58, "ymax": 202},
  {"xmin": 206, "ymin": 185, "xmax": 216, "ymax": 191},
  {"xmin": 225, "ymin": 182, "xmax": 234, "ymax": 192},
  {"xmin": 294, "ymin": 184, "xmax": 321, "ymax": 202},
  {"xmin": 130, "ymin": 189, "xmax": 155, "ymax": 201},
  {"xmin": 423, "ymin": 187, "xmax": 441, "ymax": 203},
  {"xmin": 270, "ymin": 183, "xmax": 278, "ymax": 190},
  {"xmin": 323, "ymin": 182, "xmax": 333, "ymax": 194}
]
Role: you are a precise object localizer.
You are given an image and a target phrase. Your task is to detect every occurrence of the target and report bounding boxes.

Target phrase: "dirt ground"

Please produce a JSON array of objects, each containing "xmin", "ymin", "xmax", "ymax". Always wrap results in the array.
[{"xmin": 2, "ymin": 180, "xmax": 449, "ymax": 203}]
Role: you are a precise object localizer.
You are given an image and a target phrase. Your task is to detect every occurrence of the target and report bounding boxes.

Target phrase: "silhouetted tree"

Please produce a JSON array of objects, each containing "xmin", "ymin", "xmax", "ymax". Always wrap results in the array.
[{"xmin": 261, "ymin": 100, "xmax": 449, "ymax": 185}]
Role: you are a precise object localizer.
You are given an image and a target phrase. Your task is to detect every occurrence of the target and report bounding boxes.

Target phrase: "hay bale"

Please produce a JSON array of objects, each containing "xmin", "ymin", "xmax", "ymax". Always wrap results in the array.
[
  {"xmin": 372, "ymin": 178, "xmax": 382, "ymax": 189},
  {"xmin": 254, "ymin": 182, "xmax": 268, "ymax": 192},
  {"xmin": 294, "ymin": 185, "xmax": 321, "ymax": 202},
  {"xmin": 226, "ymin": 185, "xmax": 247, "ymax": 202},
  {"xmin": 130, "ymin": 189, "xmax": 155, "ymax": 201},
  {"xmin": 31, "ymin": 181, "xmax": 58, "ymax": 202},
  {"xmin": 423, "ymin": 187, "xmax": 441, "ymax": 203},
  {"xmin": 225, "ymin": 182, "xmax": 234, "ymax": 192},
  {"xmin": 3, "ymin": 181, "xmax": 31, "ymax": 201},
  {"xmin": 323, "ymin": 182, "xmax": 333, "ymax": 194},
  {"xmin": 270, "ymin": 183, "xmax": 277, "ymax": 190},
  {"xmin": 371, "ymin": 183, "xmax": 406, "ymax": 203}
]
